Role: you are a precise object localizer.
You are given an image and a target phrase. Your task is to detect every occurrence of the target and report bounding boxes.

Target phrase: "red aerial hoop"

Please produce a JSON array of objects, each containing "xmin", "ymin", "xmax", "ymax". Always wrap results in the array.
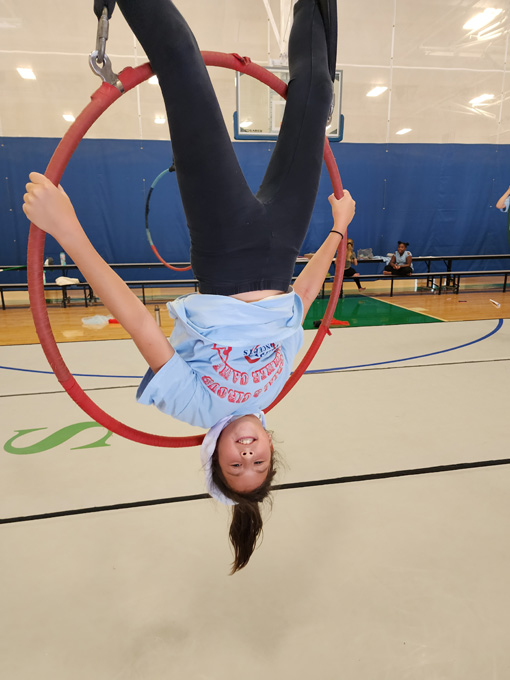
[{"xmin": 27, "ymin": 51, "xmax": 347, "ymax": 448}]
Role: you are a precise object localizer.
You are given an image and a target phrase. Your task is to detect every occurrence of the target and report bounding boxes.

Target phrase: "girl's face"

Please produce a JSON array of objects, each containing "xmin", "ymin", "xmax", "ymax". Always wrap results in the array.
[
  {"xmin": 397, "ymin": 243, "xmax": 406, "ymax": 254},
  {"xmin": 216, "ymin": 415, "xmax": 272, "ymax": 493}
]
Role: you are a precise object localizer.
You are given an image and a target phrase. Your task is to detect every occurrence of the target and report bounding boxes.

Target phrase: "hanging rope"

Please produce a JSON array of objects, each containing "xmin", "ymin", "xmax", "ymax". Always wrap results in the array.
[{"xmin": 27, "ymin": 52, "xmax": 346, "ymax": 448}]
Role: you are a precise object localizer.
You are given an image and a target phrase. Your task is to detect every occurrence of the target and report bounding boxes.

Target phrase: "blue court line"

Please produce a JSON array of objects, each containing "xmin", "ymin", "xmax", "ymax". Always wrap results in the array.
[
  {"xmin": 305, "ymin": 318, "xmax": 504, "ymax": 374},
  {"xmin": 0, "ymin": 318, "xmax": 504, "ymax": 380},
  {"xmin": 0, "ymin": 365, "xmax": 142, "ymax": 378}
]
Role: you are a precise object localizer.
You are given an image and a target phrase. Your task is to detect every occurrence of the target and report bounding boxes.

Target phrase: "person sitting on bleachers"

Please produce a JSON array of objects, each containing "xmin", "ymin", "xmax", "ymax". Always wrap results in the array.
[{"xmin": 383, "ymin": 241, "xmax": 413, "ymax": 276}]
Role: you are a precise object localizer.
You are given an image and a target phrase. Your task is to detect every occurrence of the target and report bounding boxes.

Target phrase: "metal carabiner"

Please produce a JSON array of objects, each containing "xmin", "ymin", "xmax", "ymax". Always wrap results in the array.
[
  {"xmin": 95, "ymin": 7, "xmax": 109, "ymax": 65},
  {"xmin": 89, "ymin": 51, "xmax": 125, "ymax": 92},
  {"xmin": 89, "ymin": 7, "xmax": 124, "ymax": 92}
]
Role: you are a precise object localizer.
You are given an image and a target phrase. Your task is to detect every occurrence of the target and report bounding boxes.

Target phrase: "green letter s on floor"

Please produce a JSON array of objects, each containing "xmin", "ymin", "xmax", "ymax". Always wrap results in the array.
[{"xmin": 4, "ymin": 422, "xmax": 113, "ymax": 455}]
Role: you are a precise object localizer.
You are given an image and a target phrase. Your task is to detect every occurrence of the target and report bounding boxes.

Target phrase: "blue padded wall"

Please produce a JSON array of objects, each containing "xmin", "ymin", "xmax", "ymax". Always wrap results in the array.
[{"xmin": 1, "ymin": 137, "xmax": 509, "ymax": 283}]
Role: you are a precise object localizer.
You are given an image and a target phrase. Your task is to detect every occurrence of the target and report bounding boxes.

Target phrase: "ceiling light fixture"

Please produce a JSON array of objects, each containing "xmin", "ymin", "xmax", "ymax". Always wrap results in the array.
[
  {"xmin": 366, "ymin": 86, "xmax": 388, "ymax": 97},
  {"xmin": 17, "ymin": 67, "xmax": 36, "ymax": 80},
  {"xmin": 0, "ymin": 19, "xmax": 21, "ymax": 29},
  {"xmin": 469, "ymin": 93, "xmax": 495, "ymax": 106},
  {"xmin": 478, "ymin": 20, "xmax": 502, "ymax": 35},
  {"xmin": 62, "ymin": 114, "xmax": 75, "ymax": 123},
  {"xmin": 477, "ymin": 29, "xmax": 503, "ymax": 41},
  {"xmin": 396, "ymin": 128, "xmax": 412, "ymax": 135},
  {"xmin": 463, "ymin": 8, "xmax": 502, "ymax": 31},
  {"xmin": 154, "ymin": 116, "xmax": 166, "ymax": 124}
]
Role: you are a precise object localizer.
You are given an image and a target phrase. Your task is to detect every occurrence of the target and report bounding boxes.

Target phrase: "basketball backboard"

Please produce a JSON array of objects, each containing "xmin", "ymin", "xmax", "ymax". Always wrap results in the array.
[{"xmin": 234, "ymin": 69, "xmax": 343, "ymax": 141}]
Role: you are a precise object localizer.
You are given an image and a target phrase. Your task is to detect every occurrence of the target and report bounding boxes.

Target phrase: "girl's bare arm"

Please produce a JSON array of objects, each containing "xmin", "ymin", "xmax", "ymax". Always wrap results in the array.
[
  {"xmin": 496, "ymin": 185, "xmax": 510, "ymax": 209},
  {"xmin": 293, "ymin": 191, "xmax": 355, "ymax": 319},
  {"xmin": 23, "ymin": 172, "xmax": 174, "ymax": 373}
]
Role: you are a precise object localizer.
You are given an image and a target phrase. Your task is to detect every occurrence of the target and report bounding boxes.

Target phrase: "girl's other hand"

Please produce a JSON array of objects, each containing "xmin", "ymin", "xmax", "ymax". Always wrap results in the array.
[
  {"xmin": 23, "ymin": 172, "xmax": 79, "ymax": 242},
  {"xmin": 328, "ymin": 190, "xmax": 355, "ymax": 229}
]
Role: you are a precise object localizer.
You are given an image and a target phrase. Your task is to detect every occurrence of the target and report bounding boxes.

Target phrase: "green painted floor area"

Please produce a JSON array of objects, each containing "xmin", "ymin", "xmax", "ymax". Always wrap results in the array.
[{"xmin": 303, "ymin": 295, "xmax": 442, "ymax": 330}]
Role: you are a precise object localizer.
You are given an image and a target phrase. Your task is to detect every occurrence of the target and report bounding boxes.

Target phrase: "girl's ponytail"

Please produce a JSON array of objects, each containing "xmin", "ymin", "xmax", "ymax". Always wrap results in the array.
[{"xmin": 229, "ymin": 501, "xmax": 264, "ymax": 573}]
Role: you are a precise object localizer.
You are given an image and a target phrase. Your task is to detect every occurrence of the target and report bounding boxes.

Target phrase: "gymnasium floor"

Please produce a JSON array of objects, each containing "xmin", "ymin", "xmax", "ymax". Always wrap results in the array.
[{"xmin": 1, "ymin": 285, "xmax": 510, "ymax": 679}]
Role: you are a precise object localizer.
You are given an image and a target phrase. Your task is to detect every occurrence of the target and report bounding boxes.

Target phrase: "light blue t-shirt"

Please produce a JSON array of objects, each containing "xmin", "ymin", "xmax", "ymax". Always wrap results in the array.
[
  {"xmin": 394, "ymin": 249, "xmax": 412, "ymax": 268},
  {"xmin": 136, "ymin": 291, "xmax": 304, "ymax": 428}
]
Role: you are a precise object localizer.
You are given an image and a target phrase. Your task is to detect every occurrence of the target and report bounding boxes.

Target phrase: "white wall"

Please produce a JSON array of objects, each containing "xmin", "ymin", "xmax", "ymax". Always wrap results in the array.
[{"xmin": 2, "ymin": 0, "xmax": 510, "ymax": 143}]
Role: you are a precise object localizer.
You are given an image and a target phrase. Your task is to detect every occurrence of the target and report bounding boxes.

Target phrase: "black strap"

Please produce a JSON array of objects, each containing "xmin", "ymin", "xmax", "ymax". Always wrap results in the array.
[{"xmin": 94, "ymin": 0, "xmax": 116, "ymax": 20}]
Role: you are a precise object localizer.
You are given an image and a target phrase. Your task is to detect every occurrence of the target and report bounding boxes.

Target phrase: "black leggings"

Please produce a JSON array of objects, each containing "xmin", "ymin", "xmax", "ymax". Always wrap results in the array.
[
  {"xmin": 117, "ymin": 0, "xmax": 334, "ymax": 294},
  {"xmin": 383, "ymin": 265, "xmax": 413, "ymax": 277},
  {"xmin": 344, "ymin": 266, "xmax": 362, "ymax": 288}
]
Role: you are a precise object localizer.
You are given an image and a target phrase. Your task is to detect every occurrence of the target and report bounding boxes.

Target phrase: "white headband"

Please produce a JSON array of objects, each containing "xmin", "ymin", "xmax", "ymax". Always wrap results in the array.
[{"xmin": 200, "ymin": 412, "xmax": 266, "ymax": 505}]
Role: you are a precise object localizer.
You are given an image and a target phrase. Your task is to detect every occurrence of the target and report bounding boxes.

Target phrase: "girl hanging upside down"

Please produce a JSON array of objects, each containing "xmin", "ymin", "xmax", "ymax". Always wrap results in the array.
[{"xmin": 23, "ymin": 0, "xmax": 355, "ymax": 572}]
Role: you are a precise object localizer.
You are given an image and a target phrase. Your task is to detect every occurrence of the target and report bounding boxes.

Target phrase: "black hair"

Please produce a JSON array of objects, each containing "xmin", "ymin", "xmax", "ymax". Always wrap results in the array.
[{"xmin": 210, "ymin": 446, "xmax": 277, "ymax": 574}]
